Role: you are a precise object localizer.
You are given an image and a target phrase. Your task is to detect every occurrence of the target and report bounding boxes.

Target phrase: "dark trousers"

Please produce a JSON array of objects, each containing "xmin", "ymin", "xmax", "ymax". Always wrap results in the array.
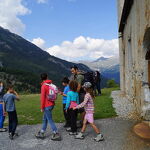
[
  {"xmin": 8, "ymin": 110, "xmax": 18, "ymax": 136},
  {"xmin": 68, "ymin": 109, "xmax": 78, "ymax": 132},
  {"xmin": 95, "ymin": 82, "xmax": 101, "ymax": 95},
  {"xmin": 78, "ymin": 93, "xmax": 85, "ymax": 113},
  {"xmin": 63, "ymin": 104, "xmax": 71, "ymax": 126}
]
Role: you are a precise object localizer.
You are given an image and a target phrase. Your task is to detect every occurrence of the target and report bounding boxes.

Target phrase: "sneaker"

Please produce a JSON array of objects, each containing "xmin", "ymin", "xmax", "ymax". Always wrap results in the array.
[
  {"xmin": 69, "ymin": 132, "xmax": 77, "ymax": 135},
  {"xmin": 14, "ymin": 132, "xmax": 19, "ymax": 137},
  {"xmin": 9, "ymin": 133, "xmax": 14, "ymax": 140},
  {"xmin": 51, "ymin": 133, "xmax": 61, "ymax": 141},
  {"xmin": 35, "ymin": 131, "xmax": 45, "ymax": 139},
  {"xmin": 0, "ymin": 128, "xmax": 7, "ymax": 132},
  {"xmin": 94, "ymin": 134, "xmax": 104, "ymax": 142},
  {"xmin": 75, "ymin": 132, "xmax": 84, "ymax": 139},
  {"xmin": 66, "ymin": 127, "xmax": 71, "ymax": 132}
]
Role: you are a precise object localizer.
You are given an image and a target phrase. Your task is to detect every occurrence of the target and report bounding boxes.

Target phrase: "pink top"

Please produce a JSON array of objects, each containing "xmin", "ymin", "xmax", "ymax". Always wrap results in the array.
[{"xmin": 70, "ymin": 101, "xmax": 78, "ymax": 109}]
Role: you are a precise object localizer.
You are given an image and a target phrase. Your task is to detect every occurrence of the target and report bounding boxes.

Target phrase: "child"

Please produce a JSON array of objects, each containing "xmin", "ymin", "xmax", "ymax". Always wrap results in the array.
[
  {"xmin": 65, "ymin": 80, "xmax": 79, "ymax": 135},
  {"xmin": 35, "ymin": 73, "xmax": 61, "ymax": 141},
  {"xmin": 0, "ymin": 82, "xmax": 7, "ymax": 132},
  {"xmin": 73, "ymin": 82, "xmax": 104, "ymax": 142},
  {"xmin": 60, "ymin": 77, "xmax": 70, "ymax": 128},
  {"xmin": 3, "ymin": 85, "xmax": 20, "ymax": 140}
]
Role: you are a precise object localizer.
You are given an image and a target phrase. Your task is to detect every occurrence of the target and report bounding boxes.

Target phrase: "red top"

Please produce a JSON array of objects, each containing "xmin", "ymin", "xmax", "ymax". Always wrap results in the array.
[{"xmin": 40, "ymin": 80, "xmax": 54, "ymax": 109}]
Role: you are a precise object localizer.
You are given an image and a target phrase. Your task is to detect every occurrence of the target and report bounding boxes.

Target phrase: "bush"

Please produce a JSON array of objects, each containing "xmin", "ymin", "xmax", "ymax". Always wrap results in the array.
[{"xmin": 107, "ymin": 79, "xmax": 118, "ymax": 88}]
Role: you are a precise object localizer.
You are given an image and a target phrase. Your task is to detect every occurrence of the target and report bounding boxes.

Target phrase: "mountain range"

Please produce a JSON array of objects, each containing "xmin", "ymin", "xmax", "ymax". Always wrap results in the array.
[
  {"xmin": 0, "ymin": 26, "xmax": 119, "ymax": 93},
  {"xmin": 0, "ymin": 27, "xmax": 91, "ymax": 93},
  {"xmin": 76, "ymin": 56, "xmax": 120, "ymax": 83}
]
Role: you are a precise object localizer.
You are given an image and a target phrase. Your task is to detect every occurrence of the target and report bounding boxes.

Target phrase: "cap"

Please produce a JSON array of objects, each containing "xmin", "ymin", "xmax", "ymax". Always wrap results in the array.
[{"xmin": 83, "ymin": 82, "xmax": 92, "ymax": 88}]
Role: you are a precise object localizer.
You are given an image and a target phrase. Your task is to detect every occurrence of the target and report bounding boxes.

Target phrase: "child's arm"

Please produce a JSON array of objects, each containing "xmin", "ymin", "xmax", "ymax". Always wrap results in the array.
[
  {"xmin": 65, "ymin": 93, "xmax": 71, "ymax": 110},
  {"xmin": 0, "ymin": 83, "xmax": 3, "ymax": 93},
  {"xmin": 74, "ymin": 94, "xmax": 88, "ymax": 110},
  {"xmin": 61, "ymin": 87, "xmax": 69, "ymax": 97},
  {"xmin": 60, "ymin": 92, "xmax": 67, "ymax": 97},
  {"xmin": 63, "ymin": 94, "xmax": 67, "ymax": 96},
  {"xmin": 2, "ymin": 102, "xmax": 6, "ymax": 116},
  {"xmin": 13, "ymin": 91, "xmax": 20, "ymax": 101},
  {"xmin": 41, "ymin": 85, "xmax": 46, "ymax": 112}
]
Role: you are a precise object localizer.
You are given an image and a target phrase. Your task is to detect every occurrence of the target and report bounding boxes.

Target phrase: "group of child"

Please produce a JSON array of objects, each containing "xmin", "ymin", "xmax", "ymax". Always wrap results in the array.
[
  {"xmin": 0, "ymin": 74, "xmax": 104, "ymax": 142},
  {"xmin": 60, "ymin": 77, "xmax": 104, "ymax": 142}
]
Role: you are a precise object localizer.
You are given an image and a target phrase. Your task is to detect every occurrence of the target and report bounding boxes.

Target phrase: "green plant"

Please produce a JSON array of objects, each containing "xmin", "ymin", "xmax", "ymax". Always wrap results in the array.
[{"xmin": 107, "ymin": 79, "xmax": 118, "ymax": 88}]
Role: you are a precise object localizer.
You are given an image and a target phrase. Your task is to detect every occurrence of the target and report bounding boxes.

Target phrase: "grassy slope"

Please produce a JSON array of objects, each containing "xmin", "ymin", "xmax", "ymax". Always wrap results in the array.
[{"xmin": 16, "ymin": 88, "xmax": 117, "ymax": 125}]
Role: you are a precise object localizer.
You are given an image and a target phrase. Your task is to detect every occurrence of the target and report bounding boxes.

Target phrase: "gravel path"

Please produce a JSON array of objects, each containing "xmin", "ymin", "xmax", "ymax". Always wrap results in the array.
[{"xmin": 0, "ymin": 118, "xmax": 150, "ymax": 150}]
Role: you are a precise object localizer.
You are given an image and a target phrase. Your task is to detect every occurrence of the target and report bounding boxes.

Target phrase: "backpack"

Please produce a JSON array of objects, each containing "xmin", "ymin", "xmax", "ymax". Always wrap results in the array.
[
  {"xmin": 44, "ymin": 83, "xmax": 58, "ymax": 102},
  {"xmin": 81, "ymin": 71, "xmax": 95, "ymax": 88}
]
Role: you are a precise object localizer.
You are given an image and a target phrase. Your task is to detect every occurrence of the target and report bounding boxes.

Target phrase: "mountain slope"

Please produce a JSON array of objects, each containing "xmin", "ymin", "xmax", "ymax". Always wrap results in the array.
[
  {"xmin": 102, "ymin": 64, "xmax": 120, "ymax": 83},
  {"xmin": 76, "ymin": 56, "xmax": 120, "ymax": 84},
  {"xmin": 0, "ymin": 27, "xmax": 90, "ymax": 92}
]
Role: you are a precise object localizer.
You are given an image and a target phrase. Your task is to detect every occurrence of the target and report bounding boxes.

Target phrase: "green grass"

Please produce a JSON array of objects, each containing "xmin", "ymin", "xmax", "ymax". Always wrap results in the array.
[{"xmin": 16, "ymin": 88, "xmax": 118, "ymax": 125}]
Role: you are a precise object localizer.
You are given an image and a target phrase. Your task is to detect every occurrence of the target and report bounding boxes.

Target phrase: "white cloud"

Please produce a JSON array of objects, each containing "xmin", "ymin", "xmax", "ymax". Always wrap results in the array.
[
  {"xmin": 0, "ymin": 0, "xmax": 31, "ymax": 35},
  {"xmin": 36, "ymin": 0, "xmax": 47, "ymax": 4},
  {"xmin": 47, "ymin": 36, "xmax": 119, "ymax": 61},
  {"xmin": 32, "ymin": 37, "xmax": 46, "ymax": 50}
]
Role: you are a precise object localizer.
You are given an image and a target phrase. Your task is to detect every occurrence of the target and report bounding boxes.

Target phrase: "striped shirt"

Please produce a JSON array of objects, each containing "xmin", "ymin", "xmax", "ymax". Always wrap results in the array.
[{"xmin": 75, "ymin": 93, "xmax": 94, "ymax": 114}]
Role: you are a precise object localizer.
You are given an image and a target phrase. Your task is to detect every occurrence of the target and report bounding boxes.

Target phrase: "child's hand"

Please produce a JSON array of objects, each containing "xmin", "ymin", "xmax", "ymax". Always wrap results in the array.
[
  {"xmin": 41, "ymin": 109, "xmax": 44, "ymax": 112},
  {"xmin": 60, "ymin": 92, "xmax": 63, "ymax": 95},
  {"xmin": 13, "ymin": 91, "xmax": 17, "ymax": 95},
  {"xmin": 73, "ymin": 107, "xmax": 76, "ymax": 110},
  {"xmin": 3, "ymin": 112, "xmax": 7, "ymax": 116}
]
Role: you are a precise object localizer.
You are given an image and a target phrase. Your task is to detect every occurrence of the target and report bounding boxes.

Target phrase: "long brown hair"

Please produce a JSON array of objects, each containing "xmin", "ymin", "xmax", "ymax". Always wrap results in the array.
[
  {"xmin": 85, "ymin": 87, "xmax": 95, "ymax": 98},
  {"xmin": 69, "ymin": 80, "xmax": 78, "ymax": 92}
]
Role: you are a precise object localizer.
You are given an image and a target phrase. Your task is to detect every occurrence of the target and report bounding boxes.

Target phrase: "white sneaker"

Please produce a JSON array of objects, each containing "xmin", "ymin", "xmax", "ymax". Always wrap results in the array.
[
  {"xmin": 35, "ymin": 131, "xmax": 45, "ymax": 139},
  {"xmin": 75, "ymin": 132, "xmax": 84, "ymax": 139},
  {"xmin": 69, "ymin": 132, "xmax": 77, "ymax": 135},
  {"xmin": 94, "ymin": 134, "xmax": 104, "ymax": 142},
  {"xmin": 51, "ymin": 133, "xmax": 61, "ymax": 141},
  {"xmin": 66, "ymin": 127, "xmax": 71, "ymax": 132}
]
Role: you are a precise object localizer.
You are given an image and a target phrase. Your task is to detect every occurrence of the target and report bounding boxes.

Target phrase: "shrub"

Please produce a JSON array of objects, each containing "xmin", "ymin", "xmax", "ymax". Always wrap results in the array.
[{"xmin": 107, "ymin": 79, "xmax": 118, "ymax": 88}]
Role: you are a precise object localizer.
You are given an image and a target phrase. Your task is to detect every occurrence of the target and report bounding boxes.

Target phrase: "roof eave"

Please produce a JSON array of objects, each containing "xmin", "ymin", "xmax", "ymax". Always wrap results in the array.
[{"xmin": 119, "ymin": 0, "xmax": 134, "ymax": 33}]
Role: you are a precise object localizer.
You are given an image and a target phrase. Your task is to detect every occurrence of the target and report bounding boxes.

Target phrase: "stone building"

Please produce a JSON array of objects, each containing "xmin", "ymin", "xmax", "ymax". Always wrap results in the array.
[{"xmin": 117, "ymin": 0, "xmax": 150, "ymax": 121}]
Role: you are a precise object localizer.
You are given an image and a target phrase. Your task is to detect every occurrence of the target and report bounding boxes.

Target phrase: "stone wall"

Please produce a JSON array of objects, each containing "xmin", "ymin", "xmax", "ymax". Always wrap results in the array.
[{"xmin": 118, "ymin": 0, "xmax": 150, "ymax": 120}]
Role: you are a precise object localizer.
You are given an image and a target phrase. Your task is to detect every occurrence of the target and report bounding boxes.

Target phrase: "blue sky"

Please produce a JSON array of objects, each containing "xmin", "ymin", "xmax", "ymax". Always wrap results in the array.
[
  {"xmin": 23, "ymin": 0, "xmax": 118, "ymax": 46},
  {"xmin": 0, "ymin": 0, "xmax": 119, "ymax": 61}
]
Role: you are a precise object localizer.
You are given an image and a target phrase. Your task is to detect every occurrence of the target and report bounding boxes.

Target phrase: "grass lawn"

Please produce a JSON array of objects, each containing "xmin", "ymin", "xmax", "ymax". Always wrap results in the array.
[{"xmin": 15, "ymin": 88, "xmax": 118, "ymax": 125}]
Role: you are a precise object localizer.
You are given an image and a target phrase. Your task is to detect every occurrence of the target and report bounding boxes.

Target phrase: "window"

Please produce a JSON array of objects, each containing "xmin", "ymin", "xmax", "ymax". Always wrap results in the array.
[{"xmin": 146, "ymin": 50, "xmax": 150, "ymax": 85}]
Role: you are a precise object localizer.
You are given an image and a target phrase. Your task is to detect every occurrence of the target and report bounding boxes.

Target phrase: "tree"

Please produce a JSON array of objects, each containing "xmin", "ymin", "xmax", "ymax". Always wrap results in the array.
[{"xmin": 107, "ymin": 79, "xmax": 118, "ymax": 88}]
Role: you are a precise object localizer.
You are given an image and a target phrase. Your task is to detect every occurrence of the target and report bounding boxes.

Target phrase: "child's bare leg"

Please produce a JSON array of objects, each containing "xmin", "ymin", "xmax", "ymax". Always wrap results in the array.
[
  {"xmin": 89, "ymin": 123, "xmax": 100, "ymax": 134},
  {"xmin": 81, "ymin": 119, "xmax": 87, "ymax": 133}
]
